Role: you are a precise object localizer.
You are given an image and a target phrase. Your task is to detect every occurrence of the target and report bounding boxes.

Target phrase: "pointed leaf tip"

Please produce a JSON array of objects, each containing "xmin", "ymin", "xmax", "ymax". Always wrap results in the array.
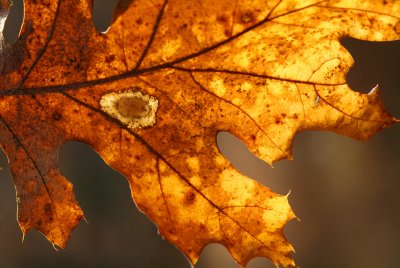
[{"xmin": 368, "ymin": 84, "xmax": 380, "ymax": 96}]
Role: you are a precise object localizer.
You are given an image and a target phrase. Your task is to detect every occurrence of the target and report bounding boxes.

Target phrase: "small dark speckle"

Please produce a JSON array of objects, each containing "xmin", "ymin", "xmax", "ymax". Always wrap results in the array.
[
  {"xmin": 217, "ymin": 15, "xmax": 228, "ymax": 23},
  {"xmin": 136, "ymin": 18, "xmax": 143, "ymax": 25},
  {"xmin": 52, "ymin": 111, "xmax": 62, "ymax": 121},
  {"xmin": 185, "ymin": 192, "xmax": 195, "ymax": 204},
  {"xmin": 241, "ymin": 11, "xmax": 254, "ymax": 23},
  {"xmin": 44, "ymin": 203, "xmax": 52, "ymax": 216},
  {"xmin": 395, "ymin": 22, "xmax": 400, "ymax": 34},
  {"xmin": 105, "ymin": 55, "xmax": 115, "ymax": 63}
]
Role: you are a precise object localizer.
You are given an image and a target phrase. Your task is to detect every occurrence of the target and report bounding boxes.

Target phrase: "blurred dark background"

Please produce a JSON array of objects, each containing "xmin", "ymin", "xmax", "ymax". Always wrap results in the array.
[{"xmin": 1, "ymin": 1, "xmax": 400, "ymax": 267}]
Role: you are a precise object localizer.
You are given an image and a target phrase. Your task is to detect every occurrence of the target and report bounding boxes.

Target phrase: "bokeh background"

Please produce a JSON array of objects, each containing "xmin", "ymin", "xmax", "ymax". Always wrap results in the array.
[{"xmin": 1, "ymin": 1, "xmax": 400, "ymax": 267}]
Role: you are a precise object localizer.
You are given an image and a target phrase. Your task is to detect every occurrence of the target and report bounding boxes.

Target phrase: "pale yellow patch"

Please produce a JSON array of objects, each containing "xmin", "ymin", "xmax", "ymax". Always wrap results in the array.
[
  {"xmin": 80, "ymin": 0, "xmax": 91, "ymax": 20},
  {"xmin": 231, "ymin": 97, "xmax": 243, "ymax": 106},
  {"xmin": 232, "ymin": 24, "xmax": 245, "ymax": 35},
  {"xmin": 165, "ymin": 69, "xmax": 175, "ymax": 75},
  {"xmin": 160, "ymin": 37, "xmax": 182, "ymax": 61},
  {"xmin": 309, "ymin": 58, "xmax": 341, "ymax": 82},
  {"xmin": 161, "ymin": 168, "xmax": 215, "ymax": 226},
  {"xmin": 255, "ymin": 42, "xmax": 277, "ymax": 62},
  {"xmin": 137, "ymin": 170, "xmax": 162, "ymax": 203},
  {"xmin": 214, "ymin": 155, "xmax": 227, "ymax": 166},
  {"xmin": 273, "ymin": 63, "xmax": 311, "ymax": 82},
  {"xmin": 247, "ymin": 90, "xmax": 268, "ymax": 118},
  {"xmin": 186, "ymin": 157, "xmax": 200, "ymax": 173},
  {"xmin": 189, "ymin": 175, "xmax": 202, "ymax": 188},
  {"xmin": 233, "ymin": 51, "xmax": 251, "ymax": 68},
  {"xmin": 372, "ymin": 31, "xmax": 384, "ymax": 40},
  {"xmin": 220, "ymin": 169, "xmax": 255, "ymax": 205},
  {"xmin": 195, "ymin": 139, "xmax": 205, "ymax": 151},
  {"xmin": 158, "ymin": 160, "xmax": 167, "ymax": 173},
  {"xmin": 210, "ymin": 76, "xmax": 227, "ymax": 96},
  {"xmin": 257, "ymin": 146, "xmax": 274, "ymax": 165},
  {"xmin": 241, "ymin": 81, "xmax": 253, "ymax": 92},
  {"xmin": 235, "ymin": 35, "xmax": 251, "ymax": 47},
  {"xmin": 191, "ymin": 24, "xmax": 206, "ymax": 44},
  {"xmin": 168, "ymin": 149, "xmax": 179, "ymax": 157},
  {"xmin": 261, "ymin": 196, "xmax": 292, "ymax": 231}
]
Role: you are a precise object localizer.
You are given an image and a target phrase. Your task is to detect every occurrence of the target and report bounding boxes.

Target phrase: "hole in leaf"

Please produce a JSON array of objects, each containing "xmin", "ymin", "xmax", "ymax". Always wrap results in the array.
[
  {"xmin": 92, "ymin": 0, "xmax": 119, "ymax": 34},
  {"xmin": 342, "ymin": 37, "xmax": 400, "ymax": 116},
  {"xmin": 2, "ymin": 0, "xmax": 24, "ymax": 44}
]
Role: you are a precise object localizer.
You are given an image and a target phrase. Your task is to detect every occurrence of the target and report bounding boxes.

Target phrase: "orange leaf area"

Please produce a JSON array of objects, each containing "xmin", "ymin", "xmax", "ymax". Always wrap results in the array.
[{"xmin": 0, "ymin": 0, "xmax": 399, "ymax": 267}]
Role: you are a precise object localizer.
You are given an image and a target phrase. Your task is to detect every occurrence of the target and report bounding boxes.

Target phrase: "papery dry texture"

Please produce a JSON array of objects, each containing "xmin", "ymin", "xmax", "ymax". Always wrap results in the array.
[{"xmin": 0, "ymin": 0, "xmax": 399, "ymax": 267}]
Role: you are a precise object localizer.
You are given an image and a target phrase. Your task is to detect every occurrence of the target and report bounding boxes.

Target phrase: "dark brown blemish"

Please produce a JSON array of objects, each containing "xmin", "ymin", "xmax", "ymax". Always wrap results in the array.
[
  {"xmin": 115, "ymin": 96, "xmax": 150, "ymax": 118},
  {"xmin": 240, "ymin": 11, "xmax": 254, "ymax": 24},
  {"xmin": 185, "ymin": 191, "xmax": 196, "ymax": 204},
  {"xmin": 395, "ymin": 22, "xmax": 400, "ymax": 34},
  {"xmin": 105, "ymin": 54, "xmax": 115, "ymax": 63},
  {"xmin": 44, "ymin": 203, "xmax": 52, "ymax": 217},
  {"xmin": 217, "ymin": 15, "xmax": 228, "ymax": 23},
  {"xmin": 75, "ymin": 215, "xmax": 83, "ymax": 223},
  {"xmin": 52, "ymin": 111, "xmax": 62, "ymax": 121}
]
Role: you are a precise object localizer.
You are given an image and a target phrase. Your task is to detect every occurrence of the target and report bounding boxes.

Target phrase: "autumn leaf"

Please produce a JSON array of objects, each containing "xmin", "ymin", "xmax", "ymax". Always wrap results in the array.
[{"xmin": 0, "ymin": 0, "xmax": 399, "ymax": 267}]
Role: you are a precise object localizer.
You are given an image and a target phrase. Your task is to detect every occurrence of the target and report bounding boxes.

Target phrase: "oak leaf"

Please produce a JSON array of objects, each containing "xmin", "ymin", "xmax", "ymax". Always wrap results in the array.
[{"xmin": 0, "ymin": 0, "xmax": 399, "ymax": 267}]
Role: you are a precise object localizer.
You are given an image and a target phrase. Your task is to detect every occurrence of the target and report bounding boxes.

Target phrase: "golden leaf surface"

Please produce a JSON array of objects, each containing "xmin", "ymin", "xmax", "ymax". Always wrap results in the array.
[{"xmin": 0, "ymin": 0, "xmax": 399, "ymax": 267}]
